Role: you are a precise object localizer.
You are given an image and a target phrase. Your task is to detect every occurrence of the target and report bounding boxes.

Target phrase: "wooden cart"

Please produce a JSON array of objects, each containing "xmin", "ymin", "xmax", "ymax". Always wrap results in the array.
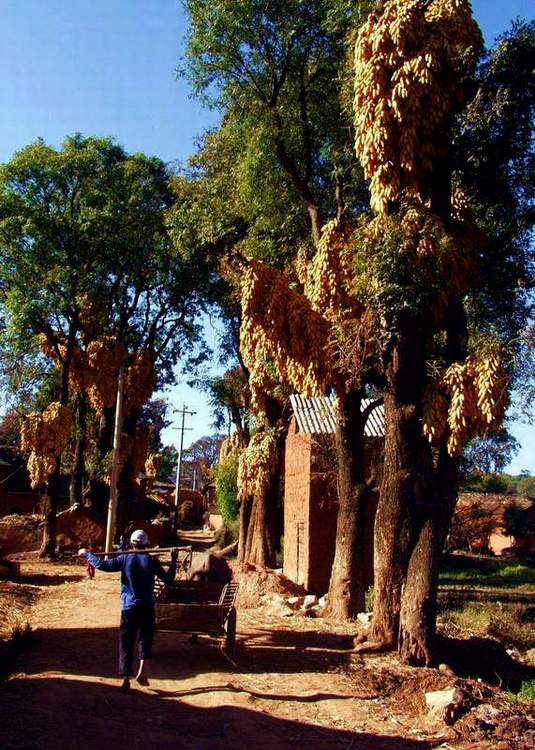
[{"xmin": 154, "ymin": 579, "xmax": 238, "ymax": 657}]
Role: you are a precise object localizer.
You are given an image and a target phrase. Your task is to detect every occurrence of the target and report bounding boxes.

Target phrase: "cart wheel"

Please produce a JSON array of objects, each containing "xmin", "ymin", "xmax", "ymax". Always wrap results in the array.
[{"xmin": 224, "ymin": 607, "xmax": 237, "ymax": 657}]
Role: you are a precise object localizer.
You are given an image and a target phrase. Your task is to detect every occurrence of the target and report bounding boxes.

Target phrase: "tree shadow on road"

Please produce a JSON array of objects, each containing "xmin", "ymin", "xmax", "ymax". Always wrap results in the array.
[
  {"xmin": 24, "ymin": 624, "xmax": 359, "ymax": 681},
  {"xmin": 0, "ymin": 674, "xmax": 440, "ymax": 750}
]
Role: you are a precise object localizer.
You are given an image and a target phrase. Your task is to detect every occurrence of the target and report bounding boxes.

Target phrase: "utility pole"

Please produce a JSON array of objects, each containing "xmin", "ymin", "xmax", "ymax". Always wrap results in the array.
[
  {"xmin": 172, "ymin": 404, "xmax": 196, "ymax": 533},
  {"xmin": 105, "ymin": 367, "xmax": 125, "ymax": 554}
]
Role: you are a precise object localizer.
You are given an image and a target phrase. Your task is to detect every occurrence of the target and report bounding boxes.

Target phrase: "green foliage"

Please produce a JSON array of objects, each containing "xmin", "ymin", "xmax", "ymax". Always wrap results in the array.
[
  {"xmin": 504, "ymin": 506, "xmax": 530, "ymax": 537},
  {"xmin": 454, "ymin": 20, "xmax": 535, "ymax": 417},
  {"xmin": 214, "ymin": 517, "xmax": 240, "ymax": 549},
  {"xmin": 462, "ymin": 472, "xmax": 511, "ymax": 494},
  {"xmin": 461, "ymin": 429, "xmax": 521, "ymax": 477},
  {"xmin": 159, "ymin": 445, "xmax": 177, "ymax": 478},
  {"xmin": 352, "ymin": 209, "xmax": 457, "ymax": 324},
  {"xmin": 209, "ymin": 367, "xmax": 251, "ymax": 436},
  {"xmin": 0, "ymin": 134, "xmax": 212, "ymax": 420},
  {"xmin": 439, "ymin": 556, "xmax": 535, "ymax": 589},
  {"xmin": 508, "ymin": 680, "xmax": 535, "ymax": 704},
  {"xmin": 178, "ymin": 0, "xmax": 373, "ymax": 255},
  {"xmin": 213, "ymin": 452, "xmax": 240, "ymax": 525},
  {"xmin": 481, "ymin": 474, "xmax": 509, "ymax": 493},
  {"xmin": 441, "ymin": 601, "xmax": 535, "ymax": 652},
  {"xmin": 517, "ymin": 476, "xmax": 535, "ymax": 498}
]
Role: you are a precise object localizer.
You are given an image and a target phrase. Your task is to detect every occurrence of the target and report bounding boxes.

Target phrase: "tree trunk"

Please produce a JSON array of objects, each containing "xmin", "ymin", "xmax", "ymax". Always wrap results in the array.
[
  {"xmin": 398, "ymin": 446, "xmax": 458, "ymax": 665},
  {"xmin": 307, "ymin": 204, "xmax": 323, "ymax": 247},
  {"xmin": 238, "ymin": 495, "xmax": 252, "ymax": 563},
  {"xmin": 398, "ymin": 297, "xmax": 467, "ymax": 664},
  {"xmin": 369, "ymin": 313, "xmax": 430, "ymax": 646},
  {"xmin": 242, "ymin": 396, "xmax": 286, "ymax": 568},
  {"xmin": 69, "ymin": 394, "xmax": 87, "ymax": 506},
  {"xmin": 244, "ymin": 476, "xmax": 279, "ymax": 567},
  {"xmin": 324, "ymin": 388, "xmax": 370, "ymax": 618},
  {"xmin": 87, "ymin": 406, "xmax": 114, "ymax": 514},
  {"xmin": 40, "ymin": 457, "xmax": 61, "ymax": 558},
  {"xmin": 117, "ymin": 408, "xmax": 141, "ymax": 533},
  {"xmin": 40, "ymin": 324, "xmax": 76, "ymax": 558}
]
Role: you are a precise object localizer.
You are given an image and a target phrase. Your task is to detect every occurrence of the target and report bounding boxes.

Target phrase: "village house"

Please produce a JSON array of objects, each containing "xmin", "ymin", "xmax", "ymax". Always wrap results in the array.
[
  {"xmin": 283, "ymin": 395, "xmax": 384, "ymax": 595},
  {"xmin": 450, "ymin": 493, "xmax": 535, "ymax": 557}
]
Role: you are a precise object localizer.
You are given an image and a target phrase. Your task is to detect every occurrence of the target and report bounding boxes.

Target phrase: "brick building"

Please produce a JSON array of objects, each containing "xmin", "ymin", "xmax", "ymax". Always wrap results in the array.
[{"xmin": 283, "ymin": 395, "xmax": 384, "ymax": 595}]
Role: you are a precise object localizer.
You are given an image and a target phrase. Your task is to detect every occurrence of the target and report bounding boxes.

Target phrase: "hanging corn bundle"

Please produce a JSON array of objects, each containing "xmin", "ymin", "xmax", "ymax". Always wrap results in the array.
[
  {"xmin": 237, "ymin": 429, "xmax": 278, "ymax": 501},
  {"xmin": 240, "ymin": 259, "xmax": 333, "ymax": 414},
  {"xmin": 123, "ymin": 350, "xmax": 157, "ymax": 416},
  {"xmin": 304, "ymin": 219, "xmax": 363, "ymax": 322},
  {"xmin": 129, "ymin": 422, "xmax": 153, "ymax": 480},
  {"xmin": 354, "ymin": 0, "xmax": 482, "ymax": 214},
  {"xmin": 145, "ymin": 452, "xmax": 163, "ymax": 479},
  {"xmin": 21, "ymin": 402, "xmax": 73, "ymax": 488},
  {"xmin": 423, "ymin": 351, "xmax": 508, "ymax": 455},
  {"xmin": 219, "ymin": 431, "xmax": 246, "ymax": 462},
  {"xmin": 84, "ymin": 337, "xmax": 128, "ymax": 414}
]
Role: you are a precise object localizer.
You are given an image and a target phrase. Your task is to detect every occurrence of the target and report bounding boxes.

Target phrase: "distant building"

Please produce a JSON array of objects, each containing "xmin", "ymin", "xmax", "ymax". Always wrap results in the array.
[{"xmin": 451, "ymin": 493, "xmax": 535, "ymax": 557}]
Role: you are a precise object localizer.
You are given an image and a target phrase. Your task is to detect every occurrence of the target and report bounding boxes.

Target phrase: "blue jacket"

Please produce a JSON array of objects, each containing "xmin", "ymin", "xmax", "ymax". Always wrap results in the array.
[{"xmin": 85, "ymin": 551, "xmax": 176, "ymax": 611}]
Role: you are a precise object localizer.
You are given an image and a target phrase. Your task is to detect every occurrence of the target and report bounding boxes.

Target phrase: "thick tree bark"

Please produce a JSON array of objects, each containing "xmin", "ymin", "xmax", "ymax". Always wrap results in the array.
[
  {"xmin": 40, "ymin": 456, "xmax": 62, "ymax": 559},
  {"xmin": 324, "ymin": 388, "xmax": 370, "ymax": 618},
  {"xmin": 40, "ymin": 324, "xmax": 76, "ymax": 558},
  {"xmin": 398, "ymin": 297, "xmax": 467, "ymax": 664},
  {"xmin": 369, "ymin": 313, "xmax": 430, "ymax": 646},
  {"xmin": 87, "ymin": 406, "xmax": 114, "ymax": 514},
  {"xmin": 242, "ymin": 397, "xmax": 285, "ymax": 568},
  {"xmin": 238, "ymin": 494, "xmax": 252, "ymax": 563},
  {"xmin": 398, "ymin": 445, "xmax": 458, "ymax": 665},
  {"xmin": 244, "ymin": 475, "xmax": 279, "ymax": 567},
  {"xmin": 117, "ymin": 408, "xmax": 142, "ymax": 533},
  {"xmin": 69, "ymin": 394, "xmax": 87, "ymax": 506}
]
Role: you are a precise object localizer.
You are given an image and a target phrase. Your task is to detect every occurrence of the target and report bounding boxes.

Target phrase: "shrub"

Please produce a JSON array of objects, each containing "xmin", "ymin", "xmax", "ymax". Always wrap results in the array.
[
  {"xmin": 507, "ymin": 679, "xmax": 535, "ymax": 705},
  {"xmin": 518, "ymin": 476, "xmax": 535, "ymax": 498},
  {"xmin": 214, "ymin": 518, "xmax": 240, "ymax": 549},
  {"xmin": 213, "ymin": 452, "xmax": 240, "ymax": 525},
  {"xmin": 481, "ymin": 474, "xmax": 509, "ymax": 493}
]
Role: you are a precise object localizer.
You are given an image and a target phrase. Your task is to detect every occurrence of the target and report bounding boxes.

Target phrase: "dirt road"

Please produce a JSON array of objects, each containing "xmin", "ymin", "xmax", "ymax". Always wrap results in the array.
[{"xmin": 0, "ymin": 562, "xmax": 441, "ymax": 750}]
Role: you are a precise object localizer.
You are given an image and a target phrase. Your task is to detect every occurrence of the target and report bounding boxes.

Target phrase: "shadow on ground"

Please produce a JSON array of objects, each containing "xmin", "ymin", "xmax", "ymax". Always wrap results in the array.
[
  {"xmin": 18, "ymin": 573, "xmax": 85, "ymax": 586},
  {"xmin": 0, "ymin": 675, "xmax": 438, "ymax": 750},
  {"xmin": 437, "ymin": 634, "xmax": 535, "ymax": 690},
  {"xmin": 24, "ymin": 623, "xmax": 357, "ymax": 681}
]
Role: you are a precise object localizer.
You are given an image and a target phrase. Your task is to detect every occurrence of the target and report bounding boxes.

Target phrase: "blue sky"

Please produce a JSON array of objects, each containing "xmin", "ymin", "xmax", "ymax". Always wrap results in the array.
[{"xmin": 0, "ymin": 0, "xmax": 533, "ymax": 468}]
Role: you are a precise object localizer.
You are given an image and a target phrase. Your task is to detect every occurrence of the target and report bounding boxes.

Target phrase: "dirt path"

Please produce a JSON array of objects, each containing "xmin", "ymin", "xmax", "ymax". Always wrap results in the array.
[{"xmin": 0, "ymin": 562, "xmax": 444, "ymax": 750}]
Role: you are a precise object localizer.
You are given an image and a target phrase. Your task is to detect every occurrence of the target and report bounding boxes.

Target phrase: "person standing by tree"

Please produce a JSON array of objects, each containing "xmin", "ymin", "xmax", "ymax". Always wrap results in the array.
[{"xmin": 78, "ymin": 530, "xmax": 177, "ymax": 691}]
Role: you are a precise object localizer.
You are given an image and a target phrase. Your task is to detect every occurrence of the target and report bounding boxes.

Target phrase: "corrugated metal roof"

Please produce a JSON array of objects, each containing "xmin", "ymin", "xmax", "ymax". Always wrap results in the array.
[{"xmin": 289, "ymin": 394, "xmax": 384, "ymax": 437}]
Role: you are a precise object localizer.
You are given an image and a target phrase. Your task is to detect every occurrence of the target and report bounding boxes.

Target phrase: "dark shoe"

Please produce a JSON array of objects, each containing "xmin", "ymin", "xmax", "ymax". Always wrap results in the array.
[
  {"xmin": 120, "ymin": 678, "xmax": 131, "ymax": 693},
  {"xmin": 136, "ymin": 675, "xmax": 150, "ymax": 686}
]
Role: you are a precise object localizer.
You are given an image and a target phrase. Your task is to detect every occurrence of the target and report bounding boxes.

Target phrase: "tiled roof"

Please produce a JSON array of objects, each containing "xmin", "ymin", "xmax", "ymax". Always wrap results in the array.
[{"xmin": 289, "ymin": 394, "xmax": 384, "ymax": 437}]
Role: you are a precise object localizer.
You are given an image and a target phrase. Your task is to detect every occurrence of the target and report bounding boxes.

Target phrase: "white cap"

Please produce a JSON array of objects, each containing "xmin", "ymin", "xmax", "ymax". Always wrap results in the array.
[{"xmin": 130, "ymin": 529, "xmax": 149, "ymax": 546}]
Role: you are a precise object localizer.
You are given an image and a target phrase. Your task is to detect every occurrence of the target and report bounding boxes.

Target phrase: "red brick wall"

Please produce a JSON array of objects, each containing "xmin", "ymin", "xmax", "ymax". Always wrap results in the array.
[
  {"xmin": 283, "ymin": 418, "xmax": 311, "ymax": 586},
  {"xmin": 284, "ymin": 426, "xmax": 383, "ymax": 595}
]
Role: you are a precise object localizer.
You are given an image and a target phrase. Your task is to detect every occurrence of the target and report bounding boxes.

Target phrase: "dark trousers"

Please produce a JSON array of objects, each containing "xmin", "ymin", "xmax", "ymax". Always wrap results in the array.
[{"xmin": 118, "ymin": 605, "xmax": 155, "ymax": 678}]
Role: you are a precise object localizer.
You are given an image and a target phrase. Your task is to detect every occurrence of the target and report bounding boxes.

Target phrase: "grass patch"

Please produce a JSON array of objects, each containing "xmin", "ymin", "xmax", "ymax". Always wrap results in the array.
[
  {"xmin": 507, "ymin": 679, "xmax": 535, "ymax": 705},
  {"xmin": 439, "ymin": 555, "xmax": 535, "ymax": 590},
  {"xmin": 439, "ymin": 600, "xmax": 535, "ymax": 651}
]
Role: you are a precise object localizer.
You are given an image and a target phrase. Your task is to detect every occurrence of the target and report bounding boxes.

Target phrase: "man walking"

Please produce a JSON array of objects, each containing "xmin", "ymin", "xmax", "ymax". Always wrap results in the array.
[{"xmin": 79, "ymin": 529, "xmax": 177, "ymax": 692}]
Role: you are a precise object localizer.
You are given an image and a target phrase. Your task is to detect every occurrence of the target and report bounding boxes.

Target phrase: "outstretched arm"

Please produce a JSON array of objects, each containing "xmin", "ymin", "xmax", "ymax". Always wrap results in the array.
[{"xmin": 78, "ymin": 549, "xmax": 124, "ymax": 573}]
